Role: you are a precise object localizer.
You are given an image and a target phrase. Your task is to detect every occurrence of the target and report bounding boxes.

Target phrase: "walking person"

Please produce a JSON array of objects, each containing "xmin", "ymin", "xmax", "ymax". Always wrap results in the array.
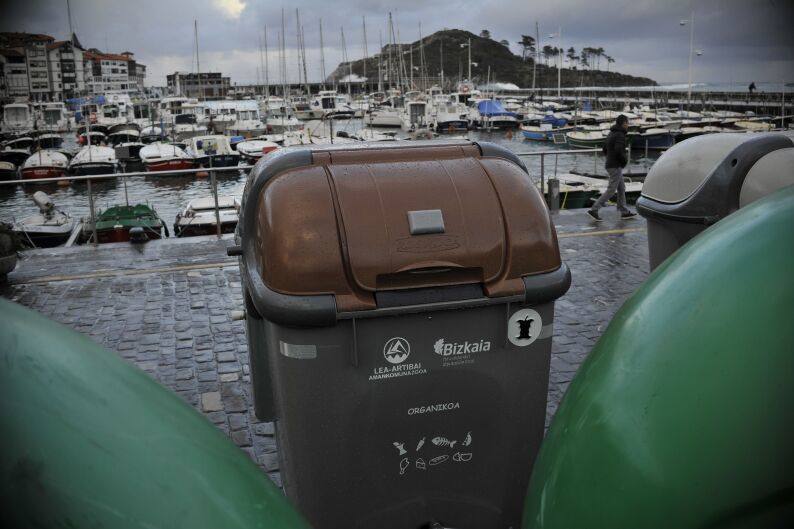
[{"xmin": 587, "ymin": 114, "xmax": 637, "ymax": 221}]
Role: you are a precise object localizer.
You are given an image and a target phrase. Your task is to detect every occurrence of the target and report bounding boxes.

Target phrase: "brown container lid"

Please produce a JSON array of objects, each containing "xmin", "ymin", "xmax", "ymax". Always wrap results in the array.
[{"xmin": 253, "ymin": 142, "xmax": 561, "ymax": 313}]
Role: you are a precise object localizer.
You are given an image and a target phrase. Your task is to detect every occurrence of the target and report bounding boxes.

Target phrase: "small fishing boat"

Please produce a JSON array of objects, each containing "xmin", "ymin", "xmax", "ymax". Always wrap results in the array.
[
  {"xmin": 629, "ymin": 128, "xmax": 676, "ymax": 151},
  {"xmin": 474, "ymin": 100, "xmax": 520, "ymax": 129},
  {"xmin": 12, "ymin": 191, "xmax": 75, "ymax": 248},
  {"xmin": 21, "ymin": 150, "xmax": 69, "ymax": 180},
  {"xmin": 0, "ymin": 160, "xmax": 18, "ymax": 180},
  {"xmin": 173, "ymin": 196, "xmax": 240, "ymax": 237},
  {"xmin": 235, "ymin": 140, "xmax": 279, "ymax": 164},
  {"xmin": 69, "ymin": 145, "xmax": 117, "ymax": 176},
  {"xmin": 565, "ymin": 130, "xmax": 608, "ymax": 149},
  {"xmin": 89, "ymin": 204, "xmax": 167, "ymax": 243},
  {"xmin": 185, "ymin": 135, "xmax": 240, "ymax": 168},
  {"xmin": 140, "ymin": 142, "xmax": 196, "ymax": 172}
]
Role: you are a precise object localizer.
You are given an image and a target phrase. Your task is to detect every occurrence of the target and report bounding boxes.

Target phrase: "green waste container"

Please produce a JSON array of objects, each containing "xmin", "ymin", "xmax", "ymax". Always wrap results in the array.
[{"xmin": 523, "ymin": 186, "xmax": 794, "ymax": 529}]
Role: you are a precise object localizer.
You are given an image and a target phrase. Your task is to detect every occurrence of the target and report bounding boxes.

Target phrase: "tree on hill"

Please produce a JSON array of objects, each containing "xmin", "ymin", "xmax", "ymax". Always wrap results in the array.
[
  {"xmin": 519, "ymin": 35, "xmax": 536, "ymax": 61},
  {"xmin": 542, "ymin": 44, "xmax": 554, "ymax": 66},
  {"xmin": 499, "ymin": 39, "xmax": 510, "ymax": 47},
  {"xmin": 566, "ymin": 46, "xmax": 578, "ymax": 69},
  {"xmin": 479, "ymin": 29, "xmax": 491, "ymax": 39}
]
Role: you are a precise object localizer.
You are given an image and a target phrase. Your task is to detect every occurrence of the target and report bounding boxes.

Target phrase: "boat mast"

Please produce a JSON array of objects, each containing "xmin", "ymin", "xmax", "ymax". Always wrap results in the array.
[
  {"xmin": 439, "ymin": 38, "xmax": 444, "ymax": 90},
  {"xmin": 468, "ymin": 37, "xmax": 471, "ymax": 82},
  {"xmin": 419, "ymin": 22, "xmax": 426, "ymax": 91},
  {"xmin": 194, "ymin": 19, "xmax": 204, "ymax": 102},
  {"xmin": 533, "ymin": 21, "xmax": 539, "ymax": 91},
  {"xmin": 340, "ymin": 26, "xmax": 351, "ymax": 96},
  {"xmin": 295, "ymin": 9, "xmax": 304, "ymax": 94},
  {"xmin": 280, "ymin": 8, "xmax": 287, "ymax": 99},
  {"xmin": 362, "ymin": 17, "xmax": 368, "ymax": 89},
  {"xmin": 263, "ymin": 26, "xmax": 270, "ymax": 99},
  {"xmin": 319, "ymin": 19, "xmax": 327, "ymax": 90},
  {"xmin": 378, "ymin": 30, "xmax": 383, "ymax": 93},
  {"xmin": 300, "ymin": 24, "xmax": 309, "ymax": 97}
]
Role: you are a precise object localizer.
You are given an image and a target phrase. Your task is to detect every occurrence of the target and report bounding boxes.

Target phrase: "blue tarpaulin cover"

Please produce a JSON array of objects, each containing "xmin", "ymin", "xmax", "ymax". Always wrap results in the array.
[{"xmin": 477, "ymin": 100, "xmax": 517, "ymax": 118}]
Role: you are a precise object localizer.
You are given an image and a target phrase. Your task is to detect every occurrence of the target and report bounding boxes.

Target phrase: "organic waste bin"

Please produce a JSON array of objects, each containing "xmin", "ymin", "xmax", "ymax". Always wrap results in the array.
[
  {"xmin": 636, "ymin": 132, "xmax": 794, "ymax": 270},
  {"xmin": 232, "ymin": 140, "xmax": 571, "ymax": 529}
]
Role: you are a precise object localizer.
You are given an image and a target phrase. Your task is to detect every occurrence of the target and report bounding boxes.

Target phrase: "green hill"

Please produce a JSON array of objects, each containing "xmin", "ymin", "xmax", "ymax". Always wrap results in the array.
[{"xmin": 328, "ymin": 29, "xmax": 655, "ymax": 89}]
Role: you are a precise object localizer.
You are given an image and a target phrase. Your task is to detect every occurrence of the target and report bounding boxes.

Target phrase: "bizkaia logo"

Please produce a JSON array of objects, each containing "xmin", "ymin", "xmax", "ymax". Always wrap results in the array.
[
  {"xmin": 433, "ymin": 338, "xmax": 491, "ymax": 356},
  {"xmin": 383, "ymin": 337, "xmax": 411, "ymax": 364}
]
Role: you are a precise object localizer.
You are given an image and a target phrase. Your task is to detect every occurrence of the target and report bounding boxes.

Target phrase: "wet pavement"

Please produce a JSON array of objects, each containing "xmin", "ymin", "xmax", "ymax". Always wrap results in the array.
[{"xmin": 1, "ymin": 209, "xmax": 649, "ymax": 485}]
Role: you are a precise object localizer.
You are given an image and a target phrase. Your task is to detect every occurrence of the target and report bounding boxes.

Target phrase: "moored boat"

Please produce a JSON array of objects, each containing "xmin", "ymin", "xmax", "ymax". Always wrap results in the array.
[
  {"xmin": 173, "ymin": 196, "xmax": 240, "ymax": 237},
  {"xmin": 565, "ymin": 130, "xmax": 608, "ymax": 149},
  {"xmin": 68, "ymin": 145, "xmax": 117, "ymax": 176},
  {"xmin": 629, "ymin": 128, "xmax": 676, "ymax": 151},
  {"xmin": 185, "ymin": 135, "xmax": 240, "ymax": 168},
  {"xmin": 140, "ymin": 142, "xmax": 196, "ymax": 172},
  {"xmin": 21, "ymin": 150, "xmax": 69, "ymax": 180},
  {"xmin": 12, "ymin": 191, "xmax": 75, "ymax": 248},
  {"xmin": 235, "ymin": 140, "xmax": 279, "ymax": 164},
  {"xmin": 0, "ymin": 160, "xmax": 18, "ymax": 180},
  {"xmin": 88, "ymin": 204, "xmax": 167, "ymax": 243}
]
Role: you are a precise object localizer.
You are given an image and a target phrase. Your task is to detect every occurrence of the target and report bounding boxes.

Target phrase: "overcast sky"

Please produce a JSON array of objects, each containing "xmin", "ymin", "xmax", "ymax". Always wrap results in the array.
[{"xmin": 2, "ymin": 0, "xmax": 792, "ymax": 87}]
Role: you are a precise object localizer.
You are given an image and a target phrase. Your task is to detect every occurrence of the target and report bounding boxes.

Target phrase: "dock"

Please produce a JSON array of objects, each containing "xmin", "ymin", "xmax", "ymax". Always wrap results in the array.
[{"xmin": 1, "ymin": 210, "xmax": 650, "ymax": 485}]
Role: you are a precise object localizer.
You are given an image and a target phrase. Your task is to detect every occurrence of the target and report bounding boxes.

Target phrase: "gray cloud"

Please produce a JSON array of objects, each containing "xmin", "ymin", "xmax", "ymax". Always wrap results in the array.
[{"xmin": 1, "ymin": 0, "xmax": 792, "ymax": 86}]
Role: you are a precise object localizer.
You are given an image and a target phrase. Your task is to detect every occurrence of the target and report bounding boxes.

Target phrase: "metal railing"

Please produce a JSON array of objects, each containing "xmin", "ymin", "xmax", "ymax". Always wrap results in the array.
[
  {"xmin": 0, "ymin": 164, "xmax": 254, "ymax": 246},
  {"xmin": 517, "ymin": 148, "xmax": 624, "ymax": 195}
]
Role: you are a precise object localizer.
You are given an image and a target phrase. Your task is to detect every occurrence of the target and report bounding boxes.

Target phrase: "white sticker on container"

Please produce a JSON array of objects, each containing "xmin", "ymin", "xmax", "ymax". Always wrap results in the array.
[
  {"xmin": 279, "ymin": 342, "xmax": 317, "ymax": 359},
  {"xmin": 507, "ymin": 308, "xmax": 543, "ymax": 347}
]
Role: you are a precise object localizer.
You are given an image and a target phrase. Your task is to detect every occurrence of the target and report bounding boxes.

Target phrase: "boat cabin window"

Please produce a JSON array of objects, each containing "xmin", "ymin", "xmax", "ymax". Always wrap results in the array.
[
  {"xmin": 175, "ymin": 114, "xmax": 197, "ymax": 125},
  {"xmin": 6, "ymin": 107, "xmax": 29, "ymax": 121},
  {"xmin": 321, "ymin": 97, "xmax": 335, "ymax": 109},
  {"xmin": 43, "ymin": 109, "xmax": 62, "ymax": 124}
]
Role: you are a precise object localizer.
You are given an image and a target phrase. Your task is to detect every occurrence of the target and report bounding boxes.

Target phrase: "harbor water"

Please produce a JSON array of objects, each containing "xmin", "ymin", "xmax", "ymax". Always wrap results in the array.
[{"xmin": 0, "ymin": 121, "xmax": 659, "ymax": 226}]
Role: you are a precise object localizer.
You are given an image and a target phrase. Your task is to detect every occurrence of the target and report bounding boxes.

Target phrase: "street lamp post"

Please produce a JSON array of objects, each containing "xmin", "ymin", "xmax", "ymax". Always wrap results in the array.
[{"xmin": 681, "ymin": 12, "xmax": 695, "ymax": 109}]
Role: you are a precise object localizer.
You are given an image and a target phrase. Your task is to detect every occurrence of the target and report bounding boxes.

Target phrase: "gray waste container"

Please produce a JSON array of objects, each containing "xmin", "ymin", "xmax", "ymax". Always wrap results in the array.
[
  {"xmin": 231, "ymin": 140, "xmax": 571, "ymax": 529},
  {"xmin": 637, "ymin": 132, "xmax": 794, "ymax": 270}
]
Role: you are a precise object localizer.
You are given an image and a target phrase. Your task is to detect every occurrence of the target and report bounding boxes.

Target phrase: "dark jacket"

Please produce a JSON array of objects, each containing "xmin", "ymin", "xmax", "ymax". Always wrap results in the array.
[{"xmin": 604, "ymin": 124, "xmax": 628, "ymax": 169}]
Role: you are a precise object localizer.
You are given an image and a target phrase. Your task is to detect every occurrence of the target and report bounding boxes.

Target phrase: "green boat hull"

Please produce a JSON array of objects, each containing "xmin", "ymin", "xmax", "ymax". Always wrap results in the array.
[
  {"xmin": 0, "ymin": 299, "xmax": 310, "ymax": 529},
  {"xmin": 92, "ymin": 204, "xmax": 166, "ymax": 243},
  {"xmin": 523, "ymin": 186, "xmax": 794, "ymax": 528}
]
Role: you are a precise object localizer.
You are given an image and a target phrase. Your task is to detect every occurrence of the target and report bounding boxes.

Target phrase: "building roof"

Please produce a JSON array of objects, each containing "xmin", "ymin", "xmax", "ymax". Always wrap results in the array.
[
  {"xmin": 0, "ymin": 32, "xmax": 55, "ymax": 47},
  {"xmin": 47, "ymin": 40, "xmax": 69, "ymax": 50},
  {"xmin": 0, "ymin": 48, "xmax": 24, "ymax": 58},
  {"xmin": 84, "ymin": 50, "xmax": 134, "ymax": 62}
]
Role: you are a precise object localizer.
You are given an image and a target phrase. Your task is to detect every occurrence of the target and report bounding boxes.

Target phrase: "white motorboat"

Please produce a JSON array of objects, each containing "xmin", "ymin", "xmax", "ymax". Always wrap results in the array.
[
  {"xmin": 365, "ymin": 106, "xmax": 403, "ymax": 127},
  {"xmin": 36, "ymin": 102, "xmax": 72, "ymax": 132},
  {"xmin": 68, "ymin": 145, "xmax": 117, "ymax": 175},
  {"xmin": 140, "ymin": 142, "xmax": 196, "ymax": 172},
  {"xmin": 12, "ymin": 191, "xmax": 76, "ymax": 248},
  {"xmin": 21, "ymin": 150, "xmax": 69, "ymax": 180},
  {"xmin": 265, "ymin": 115, "xmax": 304, "ymax": 134},
  {"xmin": 174, "ymin": 196, "xmax": 240, "ymax": 237},
  {"xmin": 401, "ymin": 100, "xmax": 431, "ymax": 132},
  {"xmin": 311, "ymin": 90, "xmax": 355, "ymax": 119},
  {"xmin": 2, "ymin": 103, "xmax": 35, "ymax": 134},
  {"xmin": 141, "ymin": 125, "xmax": 167, "ymax": 144},
  {"xmin": 236, "ymin": 140, "xmax": 279, "ymax": 164},
  {"xmin": 173, "ymin": 114, "xmax": 209, "ymax": 141},
  {"xmin": 185, "ymin": 135, "xmax": 240, "ymax": 168}
]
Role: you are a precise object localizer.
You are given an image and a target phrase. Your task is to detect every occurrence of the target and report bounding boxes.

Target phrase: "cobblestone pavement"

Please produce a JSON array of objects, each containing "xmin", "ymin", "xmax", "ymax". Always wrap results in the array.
[{"xmin": 2, "ymin": 209, "xmax": 649, "ymax": 484}]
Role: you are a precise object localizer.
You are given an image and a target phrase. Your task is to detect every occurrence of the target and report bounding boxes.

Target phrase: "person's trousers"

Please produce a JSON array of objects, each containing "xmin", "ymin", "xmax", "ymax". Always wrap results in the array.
[{"xmin": 591, "ymin": 166, "xmax": 629, "ymax": 213}]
